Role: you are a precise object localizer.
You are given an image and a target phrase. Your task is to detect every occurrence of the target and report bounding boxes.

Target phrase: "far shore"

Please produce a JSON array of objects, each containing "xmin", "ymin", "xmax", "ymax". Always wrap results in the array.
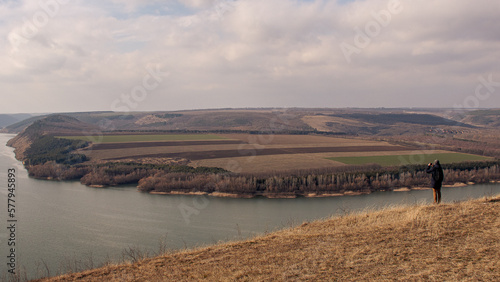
[
  {"xmin": 27, "ymin": 172, "xmax": 500, "ymax": 198},
  {"xmin": 27, "ymin": 172, "xmax": 500, "ymax": 199},
  {"xmin": 144, "ymin": 182, "xmax": 495, "ymax": 199}
]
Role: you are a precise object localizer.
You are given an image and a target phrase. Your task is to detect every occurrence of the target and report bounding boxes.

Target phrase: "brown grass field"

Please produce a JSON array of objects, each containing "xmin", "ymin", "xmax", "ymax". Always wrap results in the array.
[
  {"xmin": 301, "ymin": 115, "xmax": 375, "ymax": 132},
  {"xmin": 40, "ymin": 195, "xmax": 500, "ymax": 281}
]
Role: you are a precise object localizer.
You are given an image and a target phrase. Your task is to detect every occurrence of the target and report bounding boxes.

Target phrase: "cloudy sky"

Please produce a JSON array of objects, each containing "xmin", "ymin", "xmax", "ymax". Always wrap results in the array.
[{"xmin": 1, "ymin": 0, "xmax": 499, "ymax": 114}]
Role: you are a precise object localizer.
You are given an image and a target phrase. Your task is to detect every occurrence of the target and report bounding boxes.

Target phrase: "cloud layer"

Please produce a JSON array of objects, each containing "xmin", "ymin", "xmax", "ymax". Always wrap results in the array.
[{"xmin": 1, "ymin": 0, "xmax": 499, "ymax": 113}]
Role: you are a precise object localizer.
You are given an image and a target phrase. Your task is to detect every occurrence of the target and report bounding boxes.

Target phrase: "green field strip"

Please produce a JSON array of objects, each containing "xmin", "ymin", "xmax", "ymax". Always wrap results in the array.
[
  {"xmin": 58, "ymin": 134, "xmax": 229, "ymax": 143},
  {"xmin": 327, "ymin": 153, "xmax": 492, "ymax": 166}
]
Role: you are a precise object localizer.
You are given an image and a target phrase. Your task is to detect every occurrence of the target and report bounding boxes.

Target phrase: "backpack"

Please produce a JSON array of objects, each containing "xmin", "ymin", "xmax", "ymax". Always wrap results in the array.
[{"xmin": 433, "ymin": 168, "xmax": 443, "ymax": 182}]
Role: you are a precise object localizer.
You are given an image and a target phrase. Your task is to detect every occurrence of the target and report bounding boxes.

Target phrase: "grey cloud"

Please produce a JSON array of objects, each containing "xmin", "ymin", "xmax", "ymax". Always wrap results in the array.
[{"xmin": 0, "ymin": 0, "xmax": 499, "ymax": 113}]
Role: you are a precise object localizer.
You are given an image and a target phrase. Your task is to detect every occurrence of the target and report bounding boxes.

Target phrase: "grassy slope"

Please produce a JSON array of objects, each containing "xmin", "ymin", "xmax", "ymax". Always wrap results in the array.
[{"xmin": 42, "ymin": 195, "xmax": 500, "ymax": 281}]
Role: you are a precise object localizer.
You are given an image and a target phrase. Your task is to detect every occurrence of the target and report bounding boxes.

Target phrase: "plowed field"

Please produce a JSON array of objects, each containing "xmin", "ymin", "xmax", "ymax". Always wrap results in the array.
[
  {"xmin": 104, "ymin": 145, "xmax": 412, "ymax": 161},
  {"xmin": 75, "ymin": 134, "xmax": 492, "ymax": 172},
  {"xmin": 73, "ymin": 134, "xmax": 482, "ymax": 173}
]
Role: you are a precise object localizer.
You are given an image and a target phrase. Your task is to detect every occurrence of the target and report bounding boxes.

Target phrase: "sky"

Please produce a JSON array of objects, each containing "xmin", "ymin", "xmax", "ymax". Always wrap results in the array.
[{"xmin": 1, "ymin": 0, "xmax": 499, "ymax": 114}]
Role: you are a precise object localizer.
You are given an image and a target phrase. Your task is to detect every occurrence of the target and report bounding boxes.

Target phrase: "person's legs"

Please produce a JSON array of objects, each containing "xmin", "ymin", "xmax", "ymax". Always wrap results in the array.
[
  {"xmin": 436, "ymin": 188, "xmax": 441, "ymax": 204},
  {"xmin": 433, "ymin": 188, "xmax": 438, "ymax": 204}
]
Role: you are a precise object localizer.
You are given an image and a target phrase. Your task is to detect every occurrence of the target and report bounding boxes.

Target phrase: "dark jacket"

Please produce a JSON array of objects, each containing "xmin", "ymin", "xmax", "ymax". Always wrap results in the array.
[{"xmin": 426, "ymin": 162, "xmax": 444, "ymax": 189}]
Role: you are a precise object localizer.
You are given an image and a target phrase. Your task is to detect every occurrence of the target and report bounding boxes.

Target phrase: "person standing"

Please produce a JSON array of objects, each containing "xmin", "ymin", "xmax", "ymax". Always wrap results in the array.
[{"xmin": 426, "ymin": 160, "xmax": 444, "ymax": 204}]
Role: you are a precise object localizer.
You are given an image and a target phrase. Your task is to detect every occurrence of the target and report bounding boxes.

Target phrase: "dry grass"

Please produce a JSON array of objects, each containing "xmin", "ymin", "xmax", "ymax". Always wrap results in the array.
[
  {"xmin": 302, "ymin": 115, "xmax": 376, "ymax": 132},
  {"xmin": 41, "ymin": 195, "xmax": 500, "ymax": 281}
]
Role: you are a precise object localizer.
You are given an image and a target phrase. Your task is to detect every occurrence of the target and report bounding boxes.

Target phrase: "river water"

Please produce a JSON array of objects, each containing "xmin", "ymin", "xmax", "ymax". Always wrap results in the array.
[{"xmin": 0, "ymin": 133, "xmax": 499, "ymax": 280}]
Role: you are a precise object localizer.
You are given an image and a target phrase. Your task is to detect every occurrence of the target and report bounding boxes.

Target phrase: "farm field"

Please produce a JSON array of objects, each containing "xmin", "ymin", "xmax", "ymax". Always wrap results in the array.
[
  {"xmin": 103, "ymin": 145, "xmax": 412, "ymax": 161},
  {"xmin": 72, "ymin": 134, "xmax": 488, "ymax": 173},
  {"xmin": 328, "ymin": 153, "xmax": 493, "ymax": 167},
  {"xmin": 72, "ymin": 133, "xmax": 491, "ymax": 173},
  {"xmin": 189, "ymin": 151, "xmax": 461, "ymax": 173},
  {"xmin": 60, "ymin": 134, "xmax": 228, "ymax": 143},
  {"xmin": 72, "ymin": 133, "xmax": 482, "ymax": 173}
]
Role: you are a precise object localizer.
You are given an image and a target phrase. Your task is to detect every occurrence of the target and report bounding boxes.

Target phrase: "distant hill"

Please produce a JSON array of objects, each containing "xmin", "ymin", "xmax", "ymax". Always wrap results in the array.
[
  {"xmin": 2, "ymin": 110, "xmax": 314, "ymax": 134},
  {"xmin": 6, "ymin": 114, "xmax": 99, "ymax": 160},
  {"xmin": 329, "ymin": 113, "xmax": 474, "ymax": 127},
  {"xmin": 0, "ymin": 113, "xmax": 34, "ymax": 128},
  {"xmin": 460, "ymin": 109, "xmax": 500, "ymax": 127},
  {"xmin": 2, "ymin": 108, "xmax": 496, "ymax": 136},
  {"xmin": 2, "ymin": 115, "xmax": 46, "ymax": 133},
  {"xmin": 301, "ymin": 109, "xmax": 481, "ymax": 135}
]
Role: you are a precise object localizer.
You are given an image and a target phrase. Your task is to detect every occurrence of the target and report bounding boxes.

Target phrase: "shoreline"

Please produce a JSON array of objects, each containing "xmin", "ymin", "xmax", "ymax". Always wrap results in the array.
[
  {"xmin": 27, "ymin": 176, "xmax": 500, "ymax": 199},
  {"xmin": 25, "ymin": 170, "xmax": 500, "ymax": 199},
  {"xmin": 144, "ymin": 181, "xmax": 493, "ymax": 199},
  {"xmin": 18, "ymin": 155, "xmax": 500, "ymax": 199}
]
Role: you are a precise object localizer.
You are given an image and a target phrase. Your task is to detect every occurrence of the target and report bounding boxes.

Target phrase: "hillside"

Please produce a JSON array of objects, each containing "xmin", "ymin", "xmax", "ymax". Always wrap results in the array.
[
  {"xmin": 2, "ymin": 109, "xmax": 313, "ymax": 134},
  {"xmin": 0, "ymin": 113, "xmax": 33, "ymax": 128},
  {"xmin": 6, "ymin": 115, "xmax": 98, "ymax": 160},
  {"xmin": 0, "ymin": 114, "xmax": 45, "ymax": 133},
  {"xmin": 459, "ymin": 109, "xmax": 500, "ymax": 127},
  {"xmin": 3, "ymin": 108, "xmax": 495, "ymax": 136},
  {"xmin": 40, "ymin": 195, "xmax": 500, "ymax": 281}
]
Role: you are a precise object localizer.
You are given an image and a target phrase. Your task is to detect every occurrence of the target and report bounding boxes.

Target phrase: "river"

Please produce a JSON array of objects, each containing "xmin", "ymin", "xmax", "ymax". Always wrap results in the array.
[{"xmin": 0, "ymin": 133, "xmax": 499, "ymax": 280}]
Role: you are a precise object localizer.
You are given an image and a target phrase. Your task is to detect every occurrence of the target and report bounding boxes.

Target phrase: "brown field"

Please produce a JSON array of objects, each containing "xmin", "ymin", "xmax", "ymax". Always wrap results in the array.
[
  {"xmin": 88, "ymin": 140, "xmax": 247, "ymax": 150},
  {"xmin": 80, "ymin": 134, "xmax": 423, "ymax": 172},
  {"xmin": 78, "ymin": 134, "xmax": 478, "ymax": 172},
  {"xmin": 41, "ymin": 195, "xmax": 500, "ymax": 281},
  {"xmin": 191, "ymin": 150, "xmax": 452, "ymax": 173},
  {"xmin": 103, "ymin": 145, "xmax": 412, "ymax": 161}
]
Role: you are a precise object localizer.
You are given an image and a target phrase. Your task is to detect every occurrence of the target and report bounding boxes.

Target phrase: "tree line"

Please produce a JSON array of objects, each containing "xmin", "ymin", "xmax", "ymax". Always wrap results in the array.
[
  {"xmin": 27, "ymin": 161, "xmax": 227, "ymax": 186},
  {"xmin": 136, "ymin": 161, "xmax": 500, "ymax": 197}
]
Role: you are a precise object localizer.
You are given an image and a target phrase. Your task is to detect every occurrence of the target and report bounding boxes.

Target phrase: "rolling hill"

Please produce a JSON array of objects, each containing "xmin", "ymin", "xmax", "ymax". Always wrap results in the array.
[
  {"xmin": 3, "ymin": 108, "xmax": 495, "ymax": 136},
  {"xmin": 0, "ymin": 113, "xmax": 34, "ymax": 128},
  {"xmin": 6, "ymin": 115, "xmax": 99, "ymax": 160}
]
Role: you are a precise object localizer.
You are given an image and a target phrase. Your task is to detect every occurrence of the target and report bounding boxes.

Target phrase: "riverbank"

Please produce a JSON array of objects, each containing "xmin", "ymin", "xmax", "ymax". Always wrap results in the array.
[
  {"xmin": 145, "ymin": 181, "xmax": 500, "ymax": 198},
  {"xmin": 22, "ymin": 162, "xmax": 500, "ymax": 198},
  {"xmin": 149, "ymin": 190, "xmax": 346, "ymax": 198},
  {"xmin": 40, "ymin": 194, "xmax": 500, "ymax": 281}
]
